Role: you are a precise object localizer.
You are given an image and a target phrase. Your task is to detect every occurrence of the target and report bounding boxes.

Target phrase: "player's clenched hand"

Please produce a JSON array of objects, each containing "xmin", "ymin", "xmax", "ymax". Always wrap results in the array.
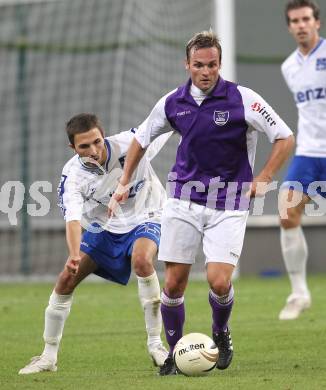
[
  {"xmin": 108, "ymin": 182, "xmax": 130, "ymax": 217},
  {"xmin": 65, "ymin": 255, "xmax": 81, "ymax": 275}
]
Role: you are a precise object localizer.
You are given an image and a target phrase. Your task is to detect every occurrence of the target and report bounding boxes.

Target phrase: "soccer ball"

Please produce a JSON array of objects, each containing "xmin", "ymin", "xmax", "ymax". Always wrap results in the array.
[{"xmin": 173, "ymin": 333, "xmax": 218, "ymax": 376}]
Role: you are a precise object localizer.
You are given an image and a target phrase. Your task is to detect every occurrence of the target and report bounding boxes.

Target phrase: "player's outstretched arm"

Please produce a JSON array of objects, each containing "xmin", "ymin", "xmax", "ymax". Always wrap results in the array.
[
  {"xmin": 248, "ymin": 135, "xmax": 295, "ymax": 198},
  {"xmin": 108, "ymin": 138, "xmax": 147, "ymax": 216},
  {"xmin": 119, "ymin": 137, "xmax": 146, "ymax": 186},
  {"xmin": 65, "ymin": 220, "xmax": 82, "ymax": 274}
]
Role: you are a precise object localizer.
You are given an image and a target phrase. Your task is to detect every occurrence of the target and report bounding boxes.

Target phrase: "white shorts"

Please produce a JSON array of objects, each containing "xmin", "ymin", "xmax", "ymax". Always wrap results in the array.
[{"xmin": 158, "ymin": 198, "xmax": 249, "ymax": 266}]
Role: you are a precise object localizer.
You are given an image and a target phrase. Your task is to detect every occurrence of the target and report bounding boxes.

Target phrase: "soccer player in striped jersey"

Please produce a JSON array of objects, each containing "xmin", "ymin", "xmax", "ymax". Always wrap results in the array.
[
  {"xmin": 109, "ymin": 30, "xmax": 294, "ymax": 375},
  {"xmin": 279, "ymin": 0, "xmax": 326, "ymax": 320},
  {"xmin": 19, "ymin": 113, "xmax": 170, "ymax": 374}
]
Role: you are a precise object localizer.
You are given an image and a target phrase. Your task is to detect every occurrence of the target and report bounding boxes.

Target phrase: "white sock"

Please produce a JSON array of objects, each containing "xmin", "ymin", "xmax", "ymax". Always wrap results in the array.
[
  {"xmin": 42, "ymin": 291, "xmax": 73, "ymax": 362},
  {"xmin": 280, "ymin": 226, "xmax": 309, "ymax": 296},
  {"xmin": 137, "ymin": 271, "xmax": 162, "ymax": 347}
]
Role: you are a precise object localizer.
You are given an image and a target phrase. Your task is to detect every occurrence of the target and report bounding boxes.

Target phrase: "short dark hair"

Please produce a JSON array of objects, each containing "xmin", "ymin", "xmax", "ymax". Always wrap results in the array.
[
  {"xmin": 285, "ymin": 0, "xmax": 320, "ymax": 24},
  {"xmin": 66, "ymin": 113, "xmax": 104, "ymax": 145},
  {"xmin": 186, "ymin": 29, "xmax": 222, "ymax": 64}
]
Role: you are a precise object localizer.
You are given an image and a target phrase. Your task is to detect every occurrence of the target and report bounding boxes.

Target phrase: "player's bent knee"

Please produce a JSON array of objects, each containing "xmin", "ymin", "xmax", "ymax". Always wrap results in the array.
[
  {"xmin": 280, "ymin": 218, "xmax": 300, "ymax": 229},
  {"xmin": 209, "ymin": 277, "xmax": 230, "ymax": 296},
  {"xmin": 164, "ymin": 279, "xmax": 186, "ymax": 298},
  {"xmin": 280, "ymin": 208, "xmax": 302, "ymax": 229},
  {"xmin": 132, "ymin": 252, "xmax": 154, "ymax": 277}
]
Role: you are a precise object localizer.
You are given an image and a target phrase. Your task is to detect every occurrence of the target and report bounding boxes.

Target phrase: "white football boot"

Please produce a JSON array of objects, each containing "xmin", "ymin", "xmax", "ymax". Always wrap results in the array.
[
  {"xmin": 19, "ymin": 355, "xmax": 57, "ymax": 374},
  {"xmin": 279, "ymin": 293, "xmax": 311, "ymax": 320},
  {"xmin": 148, "ymin": 343, "xmax": 169, "ymax": 367}
]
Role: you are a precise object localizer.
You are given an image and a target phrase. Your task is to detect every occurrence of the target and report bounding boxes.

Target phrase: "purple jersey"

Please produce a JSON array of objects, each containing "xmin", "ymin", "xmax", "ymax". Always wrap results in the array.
[{"xmin": 136, "ymin": 77, "xmax": 292, "ymax": 210}]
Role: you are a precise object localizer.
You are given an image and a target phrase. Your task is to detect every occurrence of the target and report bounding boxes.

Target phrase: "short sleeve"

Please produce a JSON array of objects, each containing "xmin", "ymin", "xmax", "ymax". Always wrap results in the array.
[
  {"xmin": 237, "ymin": 85, "xmax": 293, "ymax": 143},
  {"xmin": 135, "ymin": 91, "xmax": 175, "ymax": 148}
]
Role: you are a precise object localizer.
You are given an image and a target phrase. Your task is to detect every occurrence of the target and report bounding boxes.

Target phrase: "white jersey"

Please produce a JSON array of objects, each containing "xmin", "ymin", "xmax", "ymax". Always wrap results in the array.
[
  {"xmin": 58, "ymin": 129, "xmax": 170, "ymax": 233},
  {"xmin": 281, "ymin": 38, "xmax": 326, "ymax": 157}
]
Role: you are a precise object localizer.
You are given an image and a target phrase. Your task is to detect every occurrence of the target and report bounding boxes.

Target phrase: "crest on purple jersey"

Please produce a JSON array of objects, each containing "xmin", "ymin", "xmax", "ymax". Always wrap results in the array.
[{"xmin": 214, "ymin": 110, "xmax": 229, "ymax": 126}]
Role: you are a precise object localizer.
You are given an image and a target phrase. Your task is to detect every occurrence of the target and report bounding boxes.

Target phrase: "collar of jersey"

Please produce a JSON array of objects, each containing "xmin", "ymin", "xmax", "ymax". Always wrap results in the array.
[
  {"xmin": 78, "ymin": 138, "xmax": 111, "ymax": 175},
  {"xmin": 296, "ymin": 37, "xmax": 325, "ymax": 63},
  {"xmin": 177, "ymin": 77, "xmax": 227, "ymax": 103}
]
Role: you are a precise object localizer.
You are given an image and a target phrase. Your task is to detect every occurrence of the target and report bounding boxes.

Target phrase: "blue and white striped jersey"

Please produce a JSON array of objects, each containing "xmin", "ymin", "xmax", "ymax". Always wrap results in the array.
[
  {"xmin": 281, "ymin": 38, "xmax": 326, "ymax": 157},
  {"xmin": 57, "ymin": 129, "xmax": 170, "ymax": 233}
]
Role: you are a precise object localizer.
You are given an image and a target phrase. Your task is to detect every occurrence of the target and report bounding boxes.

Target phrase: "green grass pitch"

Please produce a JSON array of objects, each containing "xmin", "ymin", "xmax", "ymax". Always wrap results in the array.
[{"xmin": 1, "ymin": 275, "xmax": 326, "ymax": 390}]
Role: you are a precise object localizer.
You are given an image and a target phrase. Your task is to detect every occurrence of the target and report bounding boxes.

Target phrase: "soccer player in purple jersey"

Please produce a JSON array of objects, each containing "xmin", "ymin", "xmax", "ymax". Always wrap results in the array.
[
  {"xmin": 109, "ymin": 30, "xmax": 294, "ymax": 375},
  {"xmin": 278, "ymin": 0, "xmax": 326, "ymax": 320}
]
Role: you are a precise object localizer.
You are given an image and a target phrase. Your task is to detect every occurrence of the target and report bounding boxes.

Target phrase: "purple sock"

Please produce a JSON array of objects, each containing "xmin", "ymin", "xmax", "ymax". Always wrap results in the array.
[
  {"xmin": 209, "ymin": 287, "xmax": 234, "ymax": 334},
  {"xmin": 161, "ymin": 290, "xmax": 185, "ymax": 356}
]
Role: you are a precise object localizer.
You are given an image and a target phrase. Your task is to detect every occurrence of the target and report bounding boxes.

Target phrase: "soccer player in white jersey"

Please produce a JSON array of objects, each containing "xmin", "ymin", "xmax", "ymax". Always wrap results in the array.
[
  {"xmin": 278, "ymin": 0, "xmax": 326, "ymax": 320},
  {"xmin": 19, "ymin": 113, "xmax": 169, "ymax": 374},
  {"xmin": 109, "ymin": 30, "xmax": 294, "ymax": 375}
]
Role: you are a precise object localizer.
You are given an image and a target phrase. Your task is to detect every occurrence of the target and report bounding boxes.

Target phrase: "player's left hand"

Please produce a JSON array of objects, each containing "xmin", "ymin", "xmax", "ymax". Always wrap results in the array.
[
  {"xmin": 246, "ymin": 174, "xmax": 272, "ymax": 198},
  {"xmin": 65, "ymin": 255, "xmax": 81, "ymax": 275}
]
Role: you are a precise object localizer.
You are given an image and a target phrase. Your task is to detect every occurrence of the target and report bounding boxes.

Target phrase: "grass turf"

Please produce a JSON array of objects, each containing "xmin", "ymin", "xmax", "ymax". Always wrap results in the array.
[{"xmin": 1, "ymin": 275, "xmax": 326, "ymax": 390}]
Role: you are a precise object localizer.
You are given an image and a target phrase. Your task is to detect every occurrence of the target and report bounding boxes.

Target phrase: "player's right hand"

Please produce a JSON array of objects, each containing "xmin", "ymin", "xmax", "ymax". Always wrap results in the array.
[
  {"xmin": 108, "ymin": 182, "xmax": 130, "ymax": 217},
  {"xmin": 65, "ymin": 255, "xmax": 81, "ymax": 275}
]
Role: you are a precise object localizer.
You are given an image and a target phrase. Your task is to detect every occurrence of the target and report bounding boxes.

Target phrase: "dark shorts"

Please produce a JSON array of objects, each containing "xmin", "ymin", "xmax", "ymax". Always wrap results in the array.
[
  {"xmin": 80, "ymin": 222, "xmax": 160, "ymax": 285},
  {"xmin": 281, "ymin": 155, "xmax": 326, "ymax": 198}
]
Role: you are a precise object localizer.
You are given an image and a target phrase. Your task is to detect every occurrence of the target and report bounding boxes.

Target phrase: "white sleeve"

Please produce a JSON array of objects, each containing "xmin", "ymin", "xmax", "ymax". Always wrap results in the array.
[
  {"xmin": 145, "ymin": 131, "xmax": 173, "ymax": 161},
  {"xmin": 107, "ymin": 129, "xmax": 135, "ymax": 156},
  {"xmin": 238, "ymin": 85, "xmax": 293, "ymax": 143},
  {"xmin": 135, "ymin": 90, "xmax": 176, "ymax": 148},
  {"xmin": 57, "ymin": 170, "xmax": 84, "ymax": 222}
]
